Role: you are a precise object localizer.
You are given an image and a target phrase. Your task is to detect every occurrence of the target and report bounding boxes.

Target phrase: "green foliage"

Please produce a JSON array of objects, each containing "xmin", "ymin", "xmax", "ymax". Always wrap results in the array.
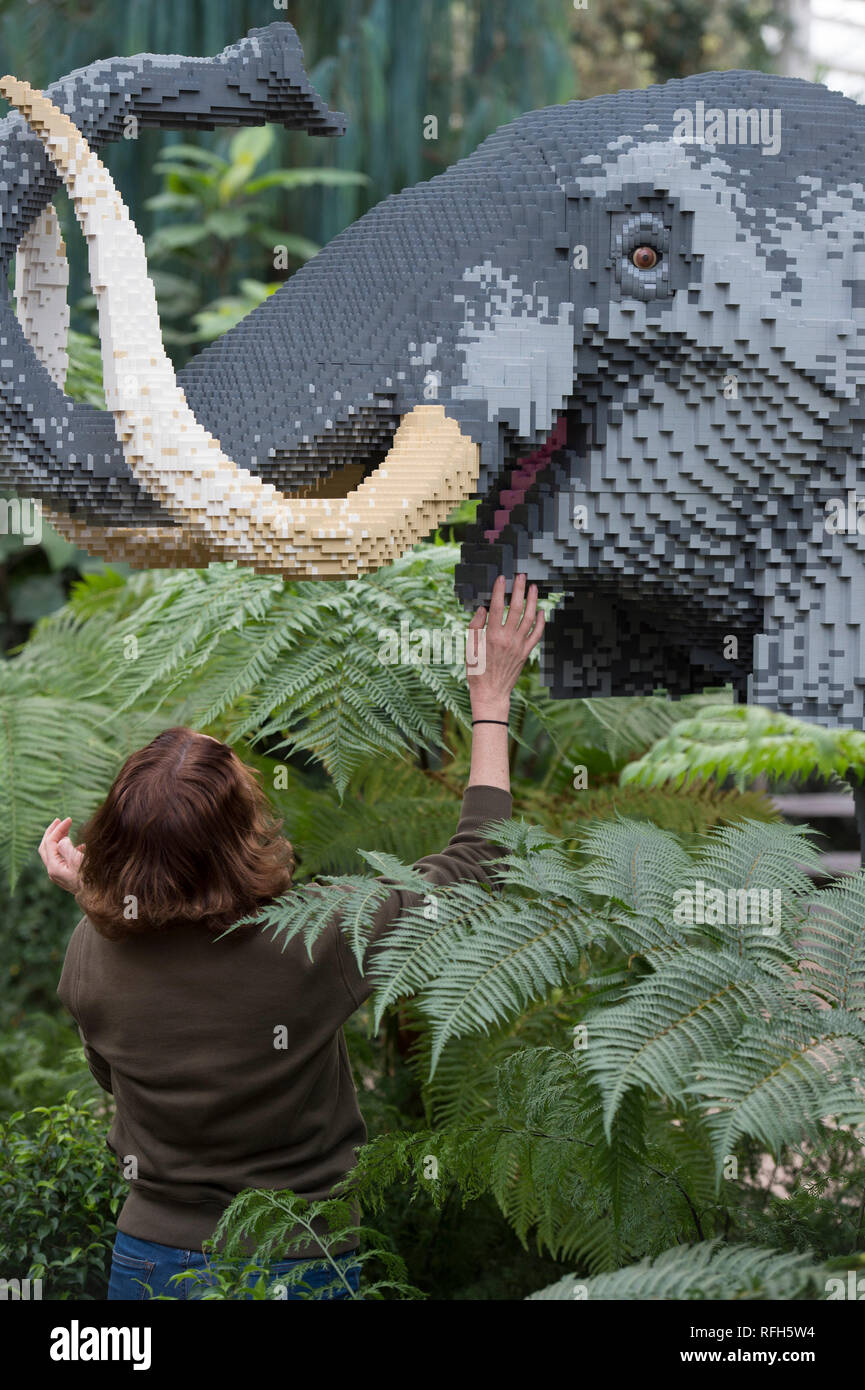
[
  {"xmin": 530, "ymin": 688, "xmax": 736, "ymax": 772},
  {"xmin": 0, "ymin": 855, "xmax": 81, "ymax": 1011},
  {"xmin": 0, "ymin": 1093, "xmax": 124, "ymax": 1300},
  {"xmin": 3, "ymin": 548, "xmax": 764, "ymax": 889},
  {"xmin": 521, "ymin": 778, "xmax": 780, "ymax": 843},
  {"xmin": 143, "ymin": 125, "xmax": 366, "ymax": 346},
  {"xmin": 0, "ymin": 550, "xmax": 499, "ymax": 883},
  {"xmin": 149, "ymin": 1189, "xmax": 421, "ymax": 1301},
  {"xmin": 0, "ymin": 632, "xmax": 165, "ymax": 885},
  {"xmin": 0, "ymin": 1008, "xmax": 96, "ymax": 1116},
  {"xmin": 64, "ymin": 329, "xmax": 105, "ymax": 408},
  {"xmin": 269, "ymin": 759, "xmax": 464, "ymax": 878},
  {"xmin": 269, "ymin": 816, "xmax": 865, "ymax": 1285},
  {"xmin": 527, "ymin": 1239, "xmax": 825, "ymax": 1301},
  {"xmin": 623, "ymin": 702, "xmax": 865, "ymax": 789}
]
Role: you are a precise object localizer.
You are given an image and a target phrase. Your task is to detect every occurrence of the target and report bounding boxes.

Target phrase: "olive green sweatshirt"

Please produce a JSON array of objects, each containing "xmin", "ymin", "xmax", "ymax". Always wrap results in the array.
[{"xmin": 57, "ymin": 783, "xmax": 512, "ymax": 1259}]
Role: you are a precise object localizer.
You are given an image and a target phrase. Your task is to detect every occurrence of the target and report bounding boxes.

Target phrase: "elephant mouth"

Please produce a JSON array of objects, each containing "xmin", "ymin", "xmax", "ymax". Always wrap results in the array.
[{"xmin": 480, "ymin": 411, "xmax": 572, "ymax": 544}]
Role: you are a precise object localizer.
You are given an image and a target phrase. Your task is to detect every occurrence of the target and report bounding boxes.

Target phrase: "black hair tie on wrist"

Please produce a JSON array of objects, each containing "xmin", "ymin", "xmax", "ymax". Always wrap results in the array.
[{"xmin": 471, "ymin": 719, "xmax": 510, "ymax": 726}]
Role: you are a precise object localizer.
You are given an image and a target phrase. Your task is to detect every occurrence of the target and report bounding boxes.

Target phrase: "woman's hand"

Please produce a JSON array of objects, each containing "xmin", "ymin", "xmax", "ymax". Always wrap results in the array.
[
  {"xmin": 38, "ymin": 817, "xmax": 84, "ymax": 895},
  {"xmin": 465, "ymin": 575, "xmax": 544, "ymax": 792},
  {"xmin": 466, "ymin": 573, "xmax": 545, "ymax": 717}
]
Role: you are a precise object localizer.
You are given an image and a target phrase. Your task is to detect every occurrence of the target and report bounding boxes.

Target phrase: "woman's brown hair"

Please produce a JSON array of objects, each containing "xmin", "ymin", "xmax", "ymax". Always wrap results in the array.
[{"xmin": 76, "ymin": 728, "xmax": 294, "ymax": 940}]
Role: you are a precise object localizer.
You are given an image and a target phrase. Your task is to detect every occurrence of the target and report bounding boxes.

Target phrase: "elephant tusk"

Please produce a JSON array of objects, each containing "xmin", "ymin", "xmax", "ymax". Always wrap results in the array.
[
  {"xmin": 1, "ymin": 77, "xmax": 480, "ymax": 578},
  {"xmin": 12, "ymin": 190, "xmax": 251, "ymax": 567}
]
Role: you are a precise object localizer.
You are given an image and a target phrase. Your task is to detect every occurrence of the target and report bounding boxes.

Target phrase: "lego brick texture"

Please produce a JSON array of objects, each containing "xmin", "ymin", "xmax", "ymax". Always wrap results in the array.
[{"xmin": 1, "ymin": 21, "xmax": 863, "ymax": 724}]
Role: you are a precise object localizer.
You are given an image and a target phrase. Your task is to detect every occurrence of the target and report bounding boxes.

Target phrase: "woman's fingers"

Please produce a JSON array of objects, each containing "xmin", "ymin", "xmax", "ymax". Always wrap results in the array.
[
  {"xmin": 38, "ymin": 817, "xmax": 74, "ymax": 878},
  {"xmin": 487, "ymin": 573, "xmax": 507, "ymax": 627},
  {"xmin": 39, "ymin": 818, "xmax": 60, "ymax": 847},
  {"xmin": 505, "ymin": 573, "xmax": 526, "ymax": 629},
  {"xmin": 58, "ymin": 838, "xmax": 82, "ymax": 867},
  {"xmin": 38, "ymin": 820, "xmax": 60, "ymax": 865},
  {"xmin": 524, "ymin": 604, "xmax": 545, "ymax": 652},
  {"xmin": 519, "ymin": 580, "xmax": 538, "ymax": 634},
  {"xmin": 468, "ymin": 605, "xmax": 487, "ymax": 629}
]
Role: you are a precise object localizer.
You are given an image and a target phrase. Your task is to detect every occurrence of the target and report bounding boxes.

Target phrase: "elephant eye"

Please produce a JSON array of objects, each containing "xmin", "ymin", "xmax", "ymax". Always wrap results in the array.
[{"xmin": 631, "ymin": 245, "xmax": 660, "ymax": 270}]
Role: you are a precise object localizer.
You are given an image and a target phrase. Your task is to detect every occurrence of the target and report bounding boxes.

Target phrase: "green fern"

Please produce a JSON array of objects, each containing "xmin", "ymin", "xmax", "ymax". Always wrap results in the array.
[
  {"xmin": 623, "ymin": 701, "xmax": 865, "ymax": 789},
  {"xmin": 188, "ymin": 1188, "xmax": 421, "ymax": 1301},
  {"xmin": 797, "ymin": 872, "xmax": 865, "ymax": 1015},
  {"xmin": 527, "ymin": 1239, "xmax": 824, "ymax": 1300},
  {"xmin": 527, "ymin": 780, "xmax": 779, "ymax": 838},
  {"xmin": 311, "ymin": 816, "xmax": 865, "ymax": 1270},
  {"xmin": 686, "ymin": 1017, "xmax": 865, "ymax": 1175}
]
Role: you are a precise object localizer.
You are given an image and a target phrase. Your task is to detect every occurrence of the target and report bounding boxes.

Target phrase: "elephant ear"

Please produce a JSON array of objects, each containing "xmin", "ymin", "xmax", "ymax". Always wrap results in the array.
[{"xmin": 4, "ymin": 79, "xmax": 481, "ymax": 578}]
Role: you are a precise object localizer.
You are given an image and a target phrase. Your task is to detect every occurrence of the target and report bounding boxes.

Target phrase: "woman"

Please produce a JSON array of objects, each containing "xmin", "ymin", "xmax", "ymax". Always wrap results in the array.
[{"xmin": 39, "ymin": 574, "xmax": 543, "ymax": 1300}]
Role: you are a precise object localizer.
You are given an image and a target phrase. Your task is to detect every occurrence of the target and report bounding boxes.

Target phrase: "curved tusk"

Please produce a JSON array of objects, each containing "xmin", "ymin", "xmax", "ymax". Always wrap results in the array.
[
  {"xmin": 1, "ymin": 77, "xmax": 480, "ymax": 578},
  {"xmin": 12, "ymin": 189, "xmax": 239, "ymax": 568}
]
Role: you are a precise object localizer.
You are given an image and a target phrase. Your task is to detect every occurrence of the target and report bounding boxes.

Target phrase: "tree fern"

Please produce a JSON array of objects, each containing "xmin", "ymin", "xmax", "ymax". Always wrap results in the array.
[
  {"xmin": 526, "ymin": 688, "xmax": 735, "ymax": 770},
  {"xmin": 577, "ymin": 817, "xmax": 695, "ymax": 940},
  {"xmin": 268, "ymin": 760, "xmax": 463, "ymax": 879},
  {"xmin": 686, "ymin": 1017, "xmax": 865, "ymax": 1175},
  {"xmin": 195, "ymin": 1188, "xmax": 420, "ymax": 1301},
  {"xmin": 583, "ymin": 949, "xmax": 799, "ymax": 1137},
  {"xmin": 798, "ymin": 873, "xmax": 865, "ymax": 1016},
  {"xmin": 623, "ymin": 702, "xmax": 865, "ymax": 789},
  {"xmin": 0, "ymin": 672, "xmax": 163, "ymax": 886},
  {"xmin": 518, "ymin": 780, "xmax": 780, "ymax": 841},
  {"xmin": 527, "ymin": 1239, "xmax": 824, "ymax": 1300}
]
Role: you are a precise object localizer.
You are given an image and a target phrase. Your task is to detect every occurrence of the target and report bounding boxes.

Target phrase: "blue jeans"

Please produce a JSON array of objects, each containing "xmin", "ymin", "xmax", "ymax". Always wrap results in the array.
[{"xmin": 108, "ymin": 1230, "xmax": 361, "ymax": 1301}]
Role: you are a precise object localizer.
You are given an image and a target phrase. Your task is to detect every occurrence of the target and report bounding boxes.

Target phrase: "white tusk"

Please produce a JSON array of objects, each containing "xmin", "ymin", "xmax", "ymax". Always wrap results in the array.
[{"xmin": 12, "ymin": 192, "xmax": 210, "ymax": 565}]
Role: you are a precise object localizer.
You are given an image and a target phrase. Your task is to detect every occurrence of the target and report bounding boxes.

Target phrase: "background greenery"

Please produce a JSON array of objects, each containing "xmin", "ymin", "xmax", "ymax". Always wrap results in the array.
[{"xmin": 4, "ymin": 0, "xmax": 863, "ymax": 1304}]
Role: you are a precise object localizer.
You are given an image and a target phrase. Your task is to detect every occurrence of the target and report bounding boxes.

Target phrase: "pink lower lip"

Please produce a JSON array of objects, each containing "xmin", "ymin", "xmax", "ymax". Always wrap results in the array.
[{"xmin": 484, "ymin": 414, "xmax": 567, "ymax": 542}]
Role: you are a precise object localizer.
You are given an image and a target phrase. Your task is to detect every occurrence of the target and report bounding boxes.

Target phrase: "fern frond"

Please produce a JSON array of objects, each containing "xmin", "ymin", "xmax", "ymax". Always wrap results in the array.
[
  {"xmin": 578, "ymin": 817, "xmax": 694, "ymax": 920},
  {"xmin": 798, "ymin": 871, "xmax": 865, "ymax": 1016},
  {"xmin": 226, "ymin": 874, "xmax": 393, "ymax": 967},
  {"xmin": 0, "ymin": 676, "xmax": 161, "ymax": 885},
  {"xmin": 373, "ymin": 893, "xmax": 592, "ymax": 1069},
  {"xmin": 527, "ymin": 1239, "xmax": 823, "ymax": 1300},
  {"xmin": 583, "ymin": 949, "xmax": 796, "ymax": 1136},
  {"xmin": 622, "ymin": 701, "xmax": 865, "ymax": 790},
  {"xmin": 687, "ymin": 1016, "xmax": 865, "ymax": 1172}
]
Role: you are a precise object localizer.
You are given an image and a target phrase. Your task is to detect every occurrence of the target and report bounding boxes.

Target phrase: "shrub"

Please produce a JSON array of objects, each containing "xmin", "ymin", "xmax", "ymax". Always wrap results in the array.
[{"xmin": 0, "ymin": 1093, "xmax": 124, "ymax": 1300}]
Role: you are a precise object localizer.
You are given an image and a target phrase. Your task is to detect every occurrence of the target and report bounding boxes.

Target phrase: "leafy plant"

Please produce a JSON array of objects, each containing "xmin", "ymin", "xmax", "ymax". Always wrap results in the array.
[
  {"xmin": 0, "ymin": 1007, "xmax": 96, "ymax": 1117},
  {"xmin": 0, "ymin": 1094, "xmax": 124, "ymax": 1300},
  {"xmin": 2, "ymin": 549, "xmax": 763, "ymax": 888},
  {"xmin": 520, "ymin": 779, "xmax": 780, "ymax": 844},
  {"xmin": 246, "ymin": 815, "xmax": 865, "ymax": 1289},
  {"xmin": 143, "ymin": 127, "xmax": 366, "ymax": 346},
  {"xmin": 0, "ymin": 855, "xmax": 81, "ymax": 1012},
  {"xmin": 150, "ymin": 1189, "xmax": 421, "ymax": 1301},
  {"xmin": 527, "ymin": 1239, "xmax": 825, "ymax": 1300},
  {"xmin": 623, "ymin": 702, "xmax": 865, "ymax": 790}
]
